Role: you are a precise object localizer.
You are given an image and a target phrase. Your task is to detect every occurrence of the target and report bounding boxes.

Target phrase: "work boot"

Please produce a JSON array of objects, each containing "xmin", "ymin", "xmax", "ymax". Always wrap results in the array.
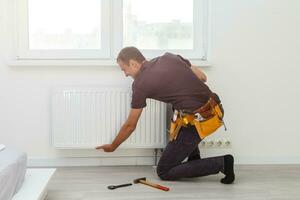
[{"xmin": 220, "ymin": 154, "xmax": 235, "ymax": 184}]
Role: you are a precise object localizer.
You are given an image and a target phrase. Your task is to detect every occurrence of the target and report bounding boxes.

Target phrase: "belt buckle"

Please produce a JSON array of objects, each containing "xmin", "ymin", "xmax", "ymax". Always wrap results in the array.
[{"xmin": 179, "ymin": 110, "xmax": 189, "ymax": 125}]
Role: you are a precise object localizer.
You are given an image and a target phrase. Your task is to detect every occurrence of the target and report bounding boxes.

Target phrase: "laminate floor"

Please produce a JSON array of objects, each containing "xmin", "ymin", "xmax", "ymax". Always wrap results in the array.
[{"xmin": 45, "ymin": 165, "xmax": 300, "ymax": 200}]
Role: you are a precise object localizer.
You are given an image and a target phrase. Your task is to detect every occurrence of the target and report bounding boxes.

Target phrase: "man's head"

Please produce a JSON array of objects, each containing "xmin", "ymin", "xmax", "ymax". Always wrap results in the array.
[{"xmin": 117, "ymin": 47, "xmax": 146, "ymax": 79}]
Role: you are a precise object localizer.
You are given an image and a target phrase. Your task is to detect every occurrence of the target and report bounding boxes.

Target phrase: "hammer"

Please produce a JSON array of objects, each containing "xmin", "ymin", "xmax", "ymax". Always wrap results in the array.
[{"xmin": 134, "ymin": 177, "xmax": 170, "ymax": 191}]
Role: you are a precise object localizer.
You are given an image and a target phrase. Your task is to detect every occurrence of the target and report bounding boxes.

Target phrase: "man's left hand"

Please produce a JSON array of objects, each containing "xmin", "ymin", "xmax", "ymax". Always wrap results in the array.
[{"xmin": 95, "ymin": 144, "xmax": 116, "ymax": 152}]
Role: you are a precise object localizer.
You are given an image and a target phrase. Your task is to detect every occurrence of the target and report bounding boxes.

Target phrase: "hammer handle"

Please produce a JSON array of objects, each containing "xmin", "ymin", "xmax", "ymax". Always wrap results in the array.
[{"xmin": 140, "ymin": 180, "xmax": 170, "ymax": 191}]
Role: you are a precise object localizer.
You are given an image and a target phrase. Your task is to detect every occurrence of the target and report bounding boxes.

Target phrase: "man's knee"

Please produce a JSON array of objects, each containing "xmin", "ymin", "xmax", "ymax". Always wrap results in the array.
[
  {"xmin": 157, "ymin": 171, "xmax": 171, "ymax": 180},
  {"xmin": 156, "ymin": 164, "xmax": 174, "ymax": 181}
]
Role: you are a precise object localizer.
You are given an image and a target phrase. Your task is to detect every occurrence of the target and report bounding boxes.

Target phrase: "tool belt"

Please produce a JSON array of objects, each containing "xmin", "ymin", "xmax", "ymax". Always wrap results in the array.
[{"xmin": 169, "ymin": 93, "xmax": 226, "ymax": 141}]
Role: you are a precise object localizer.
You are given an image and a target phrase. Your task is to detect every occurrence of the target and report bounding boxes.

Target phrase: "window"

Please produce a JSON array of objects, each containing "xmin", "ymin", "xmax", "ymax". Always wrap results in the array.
[
  {"xmin": 17, "ymin": 0, "xmax": 110, "ymax": 59},
  {"xmin": 16, "ymin": 0, "xmax": 208, "ymax": 61},
  {"xmin": 28, "ymin": 0, "xmax": 102, "ymax": 50},
  {"xmin": 123, "ymin": 0, "xmax": 193, "ymax": 50}
]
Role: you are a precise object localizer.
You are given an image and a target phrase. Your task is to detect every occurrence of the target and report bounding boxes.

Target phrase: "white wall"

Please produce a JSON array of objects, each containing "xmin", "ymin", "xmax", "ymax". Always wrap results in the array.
[{"xmin": 1, "ymin": 0, "xmax": 300, "ymax": 165}]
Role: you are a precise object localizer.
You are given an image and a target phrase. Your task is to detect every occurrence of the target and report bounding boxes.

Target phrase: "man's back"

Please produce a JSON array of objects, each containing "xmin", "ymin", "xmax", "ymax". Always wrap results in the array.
[{"xmin": 132, "ymin": 52, "xmax": 212, "ymax": 111}]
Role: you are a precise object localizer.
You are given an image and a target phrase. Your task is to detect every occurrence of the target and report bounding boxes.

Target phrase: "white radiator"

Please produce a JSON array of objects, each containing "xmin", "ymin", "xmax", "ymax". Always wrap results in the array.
[{"xmin": 51, "ymin": 87, "xmax": 167, "ymax": 149}]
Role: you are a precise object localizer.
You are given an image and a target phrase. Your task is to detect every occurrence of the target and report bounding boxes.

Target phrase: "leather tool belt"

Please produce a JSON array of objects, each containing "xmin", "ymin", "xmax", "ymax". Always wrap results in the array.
[{"xmin": 169, "ymin": 93, "xmax": 226, "ymax": 141}]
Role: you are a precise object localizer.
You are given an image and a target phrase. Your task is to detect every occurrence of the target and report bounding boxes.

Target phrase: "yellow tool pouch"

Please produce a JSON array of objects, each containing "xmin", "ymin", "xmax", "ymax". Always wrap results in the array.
[
  {"xmin": 169, "ymin": 97, "xmax": 225, "ymax": 141},
  {"xmin": 193, "ymin": 104, "xmax": 224, "ymax": 139}
]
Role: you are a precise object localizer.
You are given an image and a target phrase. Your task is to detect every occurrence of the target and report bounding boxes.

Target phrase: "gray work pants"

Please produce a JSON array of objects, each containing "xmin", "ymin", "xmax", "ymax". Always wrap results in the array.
[{"xmin": 157, "ymin": 125, "xmax": 224, "ymax": 180}]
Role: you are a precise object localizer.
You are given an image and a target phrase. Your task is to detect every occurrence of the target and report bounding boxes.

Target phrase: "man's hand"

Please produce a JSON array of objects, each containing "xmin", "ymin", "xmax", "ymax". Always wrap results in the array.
[
  {"xmin": 95, "ymin": 109, "xmax": 143, "ymax": 153},
  {"xmin": 95, "ymin": 144, "xmax": 116, "ymax": 152}
]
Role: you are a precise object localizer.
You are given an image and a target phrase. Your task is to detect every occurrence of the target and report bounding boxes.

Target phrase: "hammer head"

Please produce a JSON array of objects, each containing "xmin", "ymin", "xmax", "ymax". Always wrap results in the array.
[{"xmin": 133, "ymin": 177, "xmax": 146, "ymax": 184}]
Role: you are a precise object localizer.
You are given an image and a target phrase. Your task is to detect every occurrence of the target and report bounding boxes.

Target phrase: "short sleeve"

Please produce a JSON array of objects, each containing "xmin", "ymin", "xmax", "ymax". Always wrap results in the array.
[
  {"xmin": 177, "ymin": 54, "xmax": 192, "ymax": 67},
  {"xmin": 131, "ymin": 85, "xmax": 147, "ymax": 109}
]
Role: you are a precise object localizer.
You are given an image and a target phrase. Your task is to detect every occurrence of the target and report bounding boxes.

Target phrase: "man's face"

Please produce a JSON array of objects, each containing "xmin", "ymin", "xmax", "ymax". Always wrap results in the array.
[{"xmin": 118, "ymin": 60, "xmax": 138, "ymax": 78}]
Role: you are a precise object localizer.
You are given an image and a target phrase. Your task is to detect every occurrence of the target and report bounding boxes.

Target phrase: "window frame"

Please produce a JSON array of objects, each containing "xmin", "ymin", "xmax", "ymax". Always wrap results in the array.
[
  {"xmin": 14, "ymin": 0, "xmax": 209, "ymax": 62},
  {"xmin": 113, "ymin": 0, "xmax": 208, "ymax": 60},
  {"xmin": 16, "ymin": 0, "xmax": 111, "ymax": 59}
]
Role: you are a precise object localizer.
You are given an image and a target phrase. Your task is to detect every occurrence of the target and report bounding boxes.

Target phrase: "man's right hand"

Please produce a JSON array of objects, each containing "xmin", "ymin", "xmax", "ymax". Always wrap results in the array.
[{"xmin": 95, "ymin": 144, "xmax": 116, "ymax": 152}]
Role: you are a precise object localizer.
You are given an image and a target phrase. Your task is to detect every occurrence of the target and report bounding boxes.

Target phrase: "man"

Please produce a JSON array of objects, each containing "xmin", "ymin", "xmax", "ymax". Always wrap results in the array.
[{"xmin": 96, "ymin": 46, "xmax": 235, "ymax": 184}]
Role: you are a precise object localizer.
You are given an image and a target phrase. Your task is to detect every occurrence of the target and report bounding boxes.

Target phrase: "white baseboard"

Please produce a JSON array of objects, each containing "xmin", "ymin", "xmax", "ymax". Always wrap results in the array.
[
  {"xmin": 28, "ymin": 156, "xmax": 159, "ymax": 167},
  {"xmin": 235, "ymin": 156, "xmax": 300, "ymax": 165},
  {"xmin": 28, "ymin": 156, "xmax": 300, "ymax": 167},
  {"xmin": 27, "ymin": 156, "xmax": 300, "ymax": 167}
]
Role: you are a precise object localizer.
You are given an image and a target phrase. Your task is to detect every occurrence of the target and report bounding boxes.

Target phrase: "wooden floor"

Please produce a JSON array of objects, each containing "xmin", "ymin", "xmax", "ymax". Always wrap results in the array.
[{"xmin": 45, "ymin": 165, "xmax": 300, "ymax": 200}]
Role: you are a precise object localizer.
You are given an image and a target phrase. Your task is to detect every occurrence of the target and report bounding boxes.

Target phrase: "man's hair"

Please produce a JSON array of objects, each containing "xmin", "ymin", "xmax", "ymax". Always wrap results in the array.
[{"xmin": 117, "ymin": 46, "xmax": 145, "ymax": 64}]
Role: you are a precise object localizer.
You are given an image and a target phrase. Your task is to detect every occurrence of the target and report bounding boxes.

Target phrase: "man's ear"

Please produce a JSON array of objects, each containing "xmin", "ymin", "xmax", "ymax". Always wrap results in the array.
[
  {"xmin": 128, "ymin": 59, "xmax": 133, "ymax": 66},
  {"xmin": 128, "ymin": 59, "xmax": 137, "ymax": 68}
]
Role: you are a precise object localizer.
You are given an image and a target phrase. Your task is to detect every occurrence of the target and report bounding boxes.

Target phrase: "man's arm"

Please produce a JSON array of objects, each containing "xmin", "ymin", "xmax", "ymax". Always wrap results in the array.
[
  {"xmin": 95, "ymin": 108, "xmax": 143, "ymax": 152},
  {"xmin": 191, "ymin": 65, "xmax": 207, "ymax": 82}
]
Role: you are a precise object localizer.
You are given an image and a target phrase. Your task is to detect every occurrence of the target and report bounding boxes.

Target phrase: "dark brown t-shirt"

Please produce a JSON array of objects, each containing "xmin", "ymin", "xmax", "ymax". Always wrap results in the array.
[{"xmin": 131, "ymin": 53, "xmax": 212, "ymax": 111}]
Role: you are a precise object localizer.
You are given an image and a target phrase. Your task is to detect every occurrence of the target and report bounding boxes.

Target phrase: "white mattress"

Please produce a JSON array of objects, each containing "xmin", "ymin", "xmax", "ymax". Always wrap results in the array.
[{"xmin": 0, "ymin": 148, "xmax": 27, "ymax": 200}]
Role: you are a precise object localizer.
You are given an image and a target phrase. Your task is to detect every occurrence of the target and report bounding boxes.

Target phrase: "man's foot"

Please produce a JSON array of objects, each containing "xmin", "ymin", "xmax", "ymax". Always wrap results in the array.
[{"xmin": 220, "ymin": 154, "xmax": 235, "ymax": 184}]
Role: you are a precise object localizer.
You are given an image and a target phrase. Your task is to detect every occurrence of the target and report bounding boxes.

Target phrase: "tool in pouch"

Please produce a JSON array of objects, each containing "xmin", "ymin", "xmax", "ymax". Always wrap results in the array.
[{"xmin": 169, "ymin": 94, "xmax": 227, "ymax": 141}]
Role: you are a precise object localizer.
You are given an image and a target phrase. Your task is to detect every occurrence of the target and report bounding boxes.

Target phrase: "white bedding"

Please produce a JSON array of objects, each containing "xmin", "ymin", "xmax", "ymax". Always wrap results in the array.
[{"xmin": 0, "ymin": 148, "xmax": 27, "ymax": 200}]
